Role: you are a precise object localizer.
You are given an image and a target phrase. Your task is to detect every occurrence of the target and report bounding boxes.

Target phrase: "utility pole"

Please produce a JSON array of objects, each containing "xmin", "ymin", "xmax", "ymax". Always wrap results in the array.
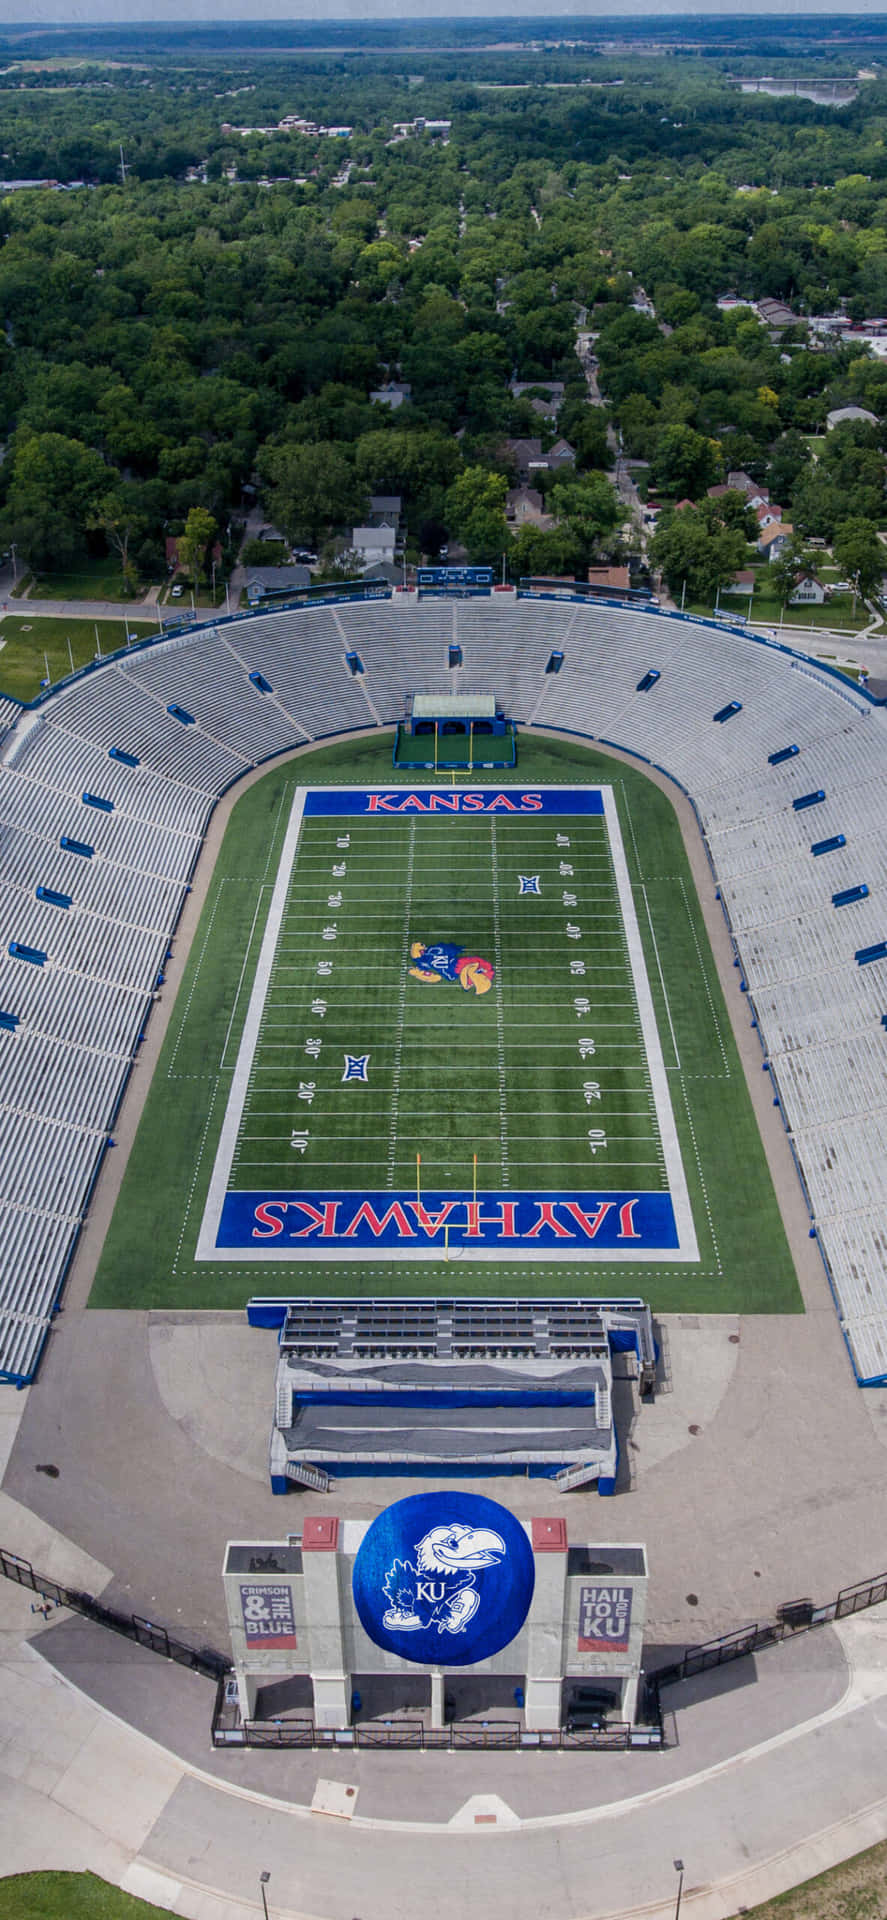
[{"xmin": 119, "ymin": 144, "xmax": 128, "ymax": 187}]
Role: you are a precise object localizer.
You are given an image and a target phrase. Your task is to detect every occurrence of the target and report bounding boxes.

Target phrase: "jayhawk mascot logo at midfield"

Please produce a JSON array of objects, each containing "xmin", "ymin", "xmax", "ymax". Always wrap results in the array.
[
  {"xmin": 408, "ymin": 940, "xmax": 495, "ymax": 996},
  {"xmin": 382, "ymin": 1521, "xmax": 506, "ymax": 1636}
]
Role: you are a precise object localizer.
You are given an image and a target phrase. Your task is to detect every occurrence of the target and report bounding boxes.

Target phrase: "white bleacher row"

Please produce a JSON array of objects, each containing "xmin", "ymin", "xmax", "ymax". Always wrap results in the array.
[
  {"xmin": 814, "ymin": 1215, "xmax": 887, "ymax": 1384},
  {"xmin": 0, "ymin": 767, "xmax": 201, "ymax": 885},
  {"xmin": 9, "ymin": 713, "xmax": 215, "ymax": 836},
  {"xmin": 0, "ymin": 822, "xmax": 185, "ymax": 931},
  {"xmin": 0, "ymin": 1024, "xmax": 130, "ymax": 1132},
  {"xmin": 0, "ymin": 595, "xmax": 886, "ymax": 1386},
  {"xmin": 121, "ymin": 629, "xmax": 307, "ymax": 759},
  {"xmin": 0, "ymin": 950, "xmax": 149, "ymax": 1059},
  {"xmin": 721, "ymin": 841, "xmax": 887, "ymax": 934},
  {"xmin": 0, "ymin": 883, "xmax": 168, "ymax": 992},
  {"xmin": 49, "ymin": 667, "xmax": 251, "ymax": 790},
  {"xmin": 771, "ymin": 1033, "xmax": 887, "ymax": 1133},
  {"xmin": 752, "ymin": 967, "xmax": 887, "ymax": 1057}
]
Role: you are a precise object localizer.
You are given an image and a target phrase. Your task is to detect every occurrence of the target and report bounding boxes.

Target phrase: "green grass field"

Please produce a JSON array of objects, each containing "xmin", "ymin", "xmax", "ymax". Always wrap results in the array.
[
  {"xmin": 26, "ymin": 557, "xmax": 146, "ymax": 600},
  {"xmin": 0, "ymin": 615, "xmax": 157, "ymax": 701},
  {"xmin": 222, "ymin": 804, "xmax": 666, "ymax": 1199},
  {"xmin": 90, "ymin": 733, "xmax": 801, "ymax": 1314}
]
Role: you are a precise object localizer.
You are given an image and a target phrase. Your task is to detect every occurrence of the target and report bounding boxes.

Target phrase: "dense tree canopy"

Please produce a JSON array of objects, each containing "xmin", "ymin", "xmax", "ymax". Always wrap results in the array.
[{"xmin": 0, "ymin": 28, "xmax": 884, "ymax": 576}]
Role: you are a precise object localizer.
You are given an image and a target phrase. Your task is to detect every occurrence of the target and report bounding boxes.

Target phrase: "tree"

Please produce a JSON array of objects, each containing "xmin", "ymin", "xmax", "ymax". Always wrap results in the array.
[
  {"xmin": 177, "ymin": 507, "xmax": 217, "ymax": 584},
  {"xmin": 651, "ymin": 424, "xmax": 724, "ymax": 501},
  {"xmin": 766, "ymin": 431, "xmax": 810, "ymax": 507},
  {"xmin": 87, "ymin": 486, "xmax": 147, "ymax": 596},
  {"xmin": 444, "ymin": 466, "xmax": 508, "ymax": 564},
  {"xmin": 257, "ymin": 442, "xmax": 366, "ymax": 549},
  {"xmin": 649, "ymin": 506, "xmax": 747, "ymax": 603},
  {"xmin": 833, "ymin": 518, "xmax": 884, "ymax": 604},
  {"xmin": 1, "ymin": 430, "xmax": 115, "ymax": 572},
  {"xmin": 547, "ymin": 473, "xmax": 624, "ymax": 562},
  {"xmin": 509, "ymin": 523, "xmax": 582, "ymax": 580}
]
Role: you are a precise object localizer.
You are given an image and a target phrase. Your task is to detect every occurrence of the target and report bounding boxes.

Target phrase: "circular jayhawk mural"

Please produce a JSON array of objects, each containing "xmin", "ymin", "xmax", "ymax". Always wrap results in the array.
[{"xmin": 352, "ymin": 1491, "xmax": 535, "ymax": 1666}]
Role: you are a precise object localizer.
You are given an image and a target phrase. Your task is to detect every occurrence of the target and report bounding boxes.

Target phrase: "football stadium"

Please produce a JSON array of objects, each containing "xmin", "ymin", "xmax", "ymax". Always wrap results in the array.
[{"xmin": 2, "ymin": 583, "xmax": 887, "ymax": 1829}]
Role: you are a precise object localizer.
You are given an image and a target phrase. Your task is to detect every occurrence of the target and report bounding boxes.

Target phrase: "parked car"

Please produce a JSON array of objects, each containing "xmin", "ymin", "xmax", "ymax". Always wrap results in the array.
[{"xmin": 170, "ymin": 584, "xmax": 184, "ymax": 598}]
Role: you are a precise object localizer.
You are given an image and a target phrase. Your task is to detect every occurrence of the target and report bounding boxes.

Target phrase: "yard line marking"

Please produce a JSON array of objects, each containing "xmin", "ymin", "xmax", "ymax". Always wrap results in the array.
[
  {"xmin": 385, "ymin": 817, "xmax": 415, "ymax": 1189},
  {"xmin": 640, "ymin": 883, "xmax": 680, "ymax": 1072},
  {"xmin": 680, "ymin": 877, "xmax": 730, "ymax": 1075},
  {"xmin": 491, "ymin": 818, "xmax": 509, "ymax": 1187},
  {"xmin": 219, "ymin": 883, "xmax": 273, "ymax": 1072}
]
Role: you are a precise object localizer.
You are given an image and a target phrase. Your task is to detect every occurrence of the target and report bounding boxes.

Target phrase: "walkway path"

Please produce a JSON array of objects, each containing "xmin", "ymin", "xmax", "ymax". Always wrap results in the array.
[{"xmin": 3, "ymin": 1545, "xmax": 887, "ymax": 1920}]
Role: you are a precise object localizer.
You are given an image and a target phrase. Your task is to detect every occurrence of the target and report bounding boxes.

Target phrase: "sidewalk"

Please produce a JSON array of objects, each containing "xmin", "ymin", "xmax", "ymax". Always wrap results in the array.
[{"xmin": 4, "ymin": 1570, "xmax": 887, "ymax": 1920}]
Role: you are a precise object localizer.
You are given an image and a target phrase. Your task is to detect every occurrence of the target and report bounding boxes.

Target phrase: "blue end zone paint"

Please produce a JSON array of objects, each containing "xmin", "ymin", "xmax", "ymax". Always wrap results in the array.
[
  {"xmin": 302, "ymin": 787, "xmax": 605, "ymax": 817},
  {"xmin": 217, "ymin": 1189, "xmax": 678, "ymax": 1253}
]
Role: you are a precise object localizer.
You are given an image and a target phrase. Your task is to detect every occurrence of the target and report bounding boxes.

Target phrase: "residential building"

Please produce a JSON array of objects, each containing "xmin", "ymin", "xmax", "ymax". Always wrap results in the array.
[
  {"xmin": 758, "ymin": 522, "xmax": 794, "ymax": 560},
  {"xmin": 370, "ymin": 383, "xmax": 412, "ymax": 410},
  {"xmin": 352, "ymin": 525, "xmax": 397, "ymax": 566},
  {"xmin": 790, "ymin": 573, "xmax": 826, "ymax": 604},
  {"xmin": 506, "ymin": 486, "xmax": 551, "ymax": 529},
  {"xmin": 826, "ymin": 405, "xmax": 879, "ymax": 432}
]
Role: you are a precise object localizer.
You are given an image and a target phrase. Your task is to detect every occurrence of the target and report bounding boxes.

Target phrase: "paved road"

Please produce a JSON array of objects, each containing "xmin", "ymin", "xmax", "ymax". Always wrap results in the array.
[{"xmin": 3, "ymin": 1557, "xmax": 887, "ymax": 1920}]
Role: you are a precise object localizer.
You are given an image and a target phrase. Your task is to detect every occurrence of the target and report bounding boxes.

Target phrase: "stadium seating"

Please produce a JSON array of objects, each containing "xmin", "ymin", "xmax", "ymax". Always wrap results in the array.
[{"xmin": 1, "ymin": 596, "xmax": 886, "ymax": 1386}]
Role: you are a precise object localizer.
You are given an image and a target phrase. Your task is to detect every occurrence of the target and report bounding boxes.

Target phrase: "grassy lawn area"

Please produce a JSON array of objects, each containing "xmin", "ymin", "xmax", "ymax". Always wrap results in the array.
[
  {"xmin": 161, "ymin": 574, "xmax": 227, "ymax": 610},
  {"xmin": 0, "ymin": 1872, "xmax": 174, "ymax": 1920},
  {"xmin": 0, "ymin": 614, "xmax": 157, "ymax": 702},
  {"xmin": 25, "ymin": 556, "xmax": 156, "ymax": 601},
  {"xmin": 686, "ymin": 586, "xmax": 872, "ymax": 633}
]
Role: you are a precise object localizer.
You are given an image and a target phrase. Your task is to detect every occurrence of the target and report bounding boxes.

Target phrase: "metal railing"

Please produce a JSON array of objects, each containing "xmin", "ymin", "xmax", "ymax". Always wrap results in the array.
[
  {"xmin": 211, "ymin": 1693, "xmax": 644, "ymax": 1752},
  {"xmin": 0, "ymin": 1545, "xmax": 229, "ymax": 1681},
  {"xmin": 650, "ymin": 1567, "xmax": 887, "ymax": 1692}
]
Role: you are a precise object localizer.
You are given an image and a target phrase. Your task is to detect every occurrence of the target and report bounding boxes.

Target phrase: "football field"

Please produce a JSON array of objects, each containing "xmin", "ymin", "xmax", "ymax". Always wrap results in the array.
[
  {"xmin": 90, "ymin": 733, "xmax": 801, "ymax": 1311},
  {"xmin": 197, "ymin": 785, "xmax": 694, "ymax": 1262}
]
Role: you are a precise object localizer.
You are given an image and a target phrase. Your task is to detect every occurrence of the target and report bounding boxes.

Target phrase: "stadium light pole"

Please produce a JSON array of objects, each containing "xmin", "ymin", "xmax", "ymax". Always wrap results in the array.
[
  {"xmin": 673, "ymin": 1859, "xmax": 684, "ymax": 1920},
  {"xmin": 259, "ymin": 1871, "xmax": 271, "ymax": 1920}
]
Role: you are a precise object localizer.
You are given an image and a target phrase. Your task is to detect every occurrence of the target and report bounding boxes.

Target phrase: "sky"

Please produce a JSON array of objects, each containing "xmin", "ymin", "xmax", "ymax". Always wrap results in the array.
[{"xmin": 3, "ymin": 0, "xmax": 887, "ymax": 21}]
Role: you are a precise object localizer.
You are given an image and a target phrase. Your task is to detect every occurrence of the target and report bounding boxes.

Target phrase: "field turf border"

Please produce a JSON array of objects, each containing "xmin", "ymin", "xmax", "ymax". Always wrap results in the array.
[{"xmin": 89, "ymin": 731, "xmax": 802, "ymax": 1315}]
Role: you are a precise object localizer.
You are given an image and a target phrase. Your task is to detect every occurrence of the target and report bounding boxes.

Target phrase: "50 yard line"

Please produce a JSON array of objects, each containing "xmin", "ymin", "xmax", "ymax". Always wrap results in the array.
[
  {"xmin": 491, "ymin": 818, "xmax": 510, "ymax": 1187},
  {"xmin": 385, "ymin": 816, "xmax": 416, "ymax": 1189}
]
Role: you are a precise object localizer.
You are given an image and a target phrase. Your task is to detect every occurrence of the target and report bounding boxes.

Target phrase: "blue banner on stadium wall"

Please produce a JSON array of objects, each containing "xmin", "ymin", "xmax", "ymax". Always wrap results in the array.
[
  {"xmin": 303, "ymin": 788, "xmax": 605, "ymax": 817},
  {"xmin": 352, "ymin": 1491, "xmax": 535, "ymax": 1666},
  {"xmin": 217, "ymin": 1189, "xmax": 679, "ymax": 1251},
  {"xmin": 416, "ymin": 566, "xmax": 494, "ymax": 587}
]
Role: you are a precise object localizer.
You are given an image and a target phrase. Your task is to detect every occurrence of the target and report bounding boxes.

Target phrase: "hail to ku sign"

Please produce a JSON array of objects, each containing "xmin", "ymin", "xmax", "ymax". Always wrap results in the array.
[{"xmin": 577, "ymin": 1584, "xmax": 633, "ymax": 1653}]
